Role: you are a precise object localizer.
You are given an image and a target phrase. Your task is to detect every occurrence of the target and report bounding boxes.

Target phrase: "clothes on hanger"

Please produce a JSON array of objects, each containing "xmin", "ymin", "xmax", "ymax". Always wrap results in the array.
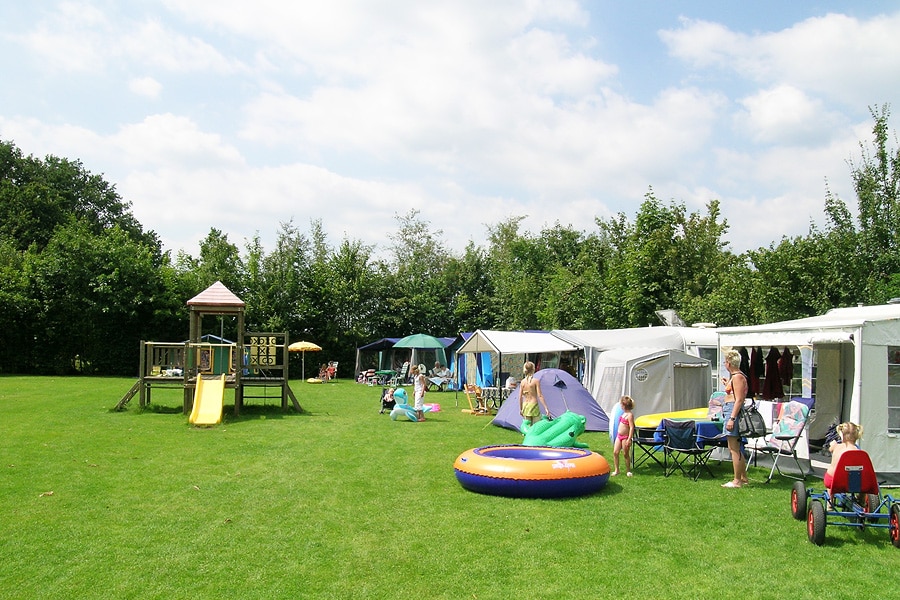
[
  {"xmin": 749, "ymin": 346, "xmax": 764, "ymax": 397},
  {"xmin": 778, "ymin": 346, "xmax": 793, "ymax": 386},
  {"xmin": 762, "ymin": 346, "xmax": 784, "ymax": 399}
]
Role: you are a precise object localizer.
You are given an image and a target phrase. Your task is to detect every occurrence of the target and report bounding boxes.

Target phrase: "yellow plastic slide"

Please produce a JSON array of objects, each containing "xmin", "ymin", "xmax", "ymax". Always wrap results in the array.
[{"xmin": 189, "ymin": 374, "xmax": 225, "ymax": 425}]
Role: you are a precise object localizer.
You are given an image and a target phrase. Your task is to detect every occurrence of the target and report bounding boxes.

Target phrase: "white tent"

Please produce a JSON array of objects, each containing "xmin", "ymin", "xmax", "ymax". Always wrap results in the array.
[
  {"xmin": 553, "ymin": 326, "xmax": 719, "ymax": 354},
  {"xmin": 553, "ymin": 326, "xmax": 719, "ymax": 405},
  {"xmin": 454, "ymin": 329, "xmax": 580, "ymax": 386},
  {"xmin": 457, "ymin": 329, "xmax": 580, "ymax": 354},
  {"xmin": 718, "ymin": 303, "xmax": 900, "ymax": 484},
  {"xmin": 585, "ymin": 346, "xmax": 712, "ymax": 419}
]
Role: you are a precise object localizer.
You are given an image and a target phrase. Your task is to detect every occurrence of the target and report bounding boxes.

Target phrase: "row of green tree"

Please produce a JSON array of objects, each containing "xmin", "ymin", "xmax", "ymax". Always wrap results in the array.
[{"xmin": 2, "ymin": 107, "xmax": 899, "ymax": 377}]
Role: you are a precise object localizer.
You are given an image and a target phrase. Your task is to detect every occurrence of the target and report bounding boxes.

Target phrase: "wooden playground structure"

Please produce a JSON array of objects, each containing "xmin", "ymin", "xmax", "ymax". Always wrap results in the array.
[{"xmin": 115, "ymin": 281, "xmax": 301, "ymax": 415}]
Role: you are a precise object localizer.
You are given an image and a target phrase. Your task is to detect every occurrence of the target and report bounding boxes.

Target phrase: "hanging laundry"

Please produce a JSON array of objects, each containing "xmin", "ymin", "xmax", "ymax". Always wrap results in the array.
[
  {"xmin": 739, "ymin": 347, "xmax": 751, "ymax": 380},
  {"xmin": 778, "ymin": 346, "xmax": 793, "ymax": 387},
  {"xmin": 762, "ymin": 347, "xmax": 784, "ymax": 399},
  {"xmin": 749, "ymin": 347, "xmax": 764, "ymax": 397}
]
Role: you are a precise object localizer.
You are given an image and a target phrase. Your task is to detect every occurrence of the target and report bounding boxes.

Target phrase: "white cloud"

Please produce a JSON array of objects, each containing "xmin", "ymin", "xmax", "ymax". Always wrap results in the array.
[
  {"xmin": 123, "ymin": 19, "xmax": 241, "ymax": 73},
  {"xmin": 735, "ymin": 85, "xmax": 845, "ymax": 146},
  {"xmin": 660, "ymin": 13, "xmax": 900, "ymax": 109},
  {"xmin": 110, "ymin": 114, "xmax": 244, "ymax": 169},
  {"xmin": 0, "ymin": 115, "xmax": 108, "ymax": 165},
  {"xmin": 4, "ymin": 2, "xmax": 900, "ymax": 261},
  {"xmin": 15, "ymin": 1, "xmax": 111, "ymax": 71},
  {"xmin": 15, "ymin": 2, "xmax": 240, "ymax": 74},
  {"xmin": 128, "ymin": 76, "xmax": 163, "ymax": 99}
]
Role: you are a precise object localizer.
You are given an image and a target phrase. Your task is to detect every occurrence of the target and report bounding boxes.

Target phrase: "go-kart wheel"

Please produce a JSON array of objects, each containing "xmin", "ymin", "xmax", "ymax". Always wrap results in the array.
[
  {"xmin": 890, "ymin": 504, "xmax": 900, "ymax": 549},
  {"xmin": 791, "ymin": 481, "xmax": 808, "ymax": 520},
  {"xmin": 808, "ymin": 500, "xmax": 826, "ymax": 546},
  {"xmin": 865, "ymin": 493, "xmax": 881, "ymax": 524}
]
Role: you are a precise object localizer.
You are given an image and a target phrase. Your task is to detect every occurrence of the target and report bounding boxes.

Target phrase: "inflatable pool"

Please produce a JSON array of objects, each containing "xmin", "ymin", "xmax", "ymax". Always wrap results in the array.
[
  {"xmin": 453, "ymin": 445, "xmax": 610, "ymax": 498},
  {"xmin": 634, "ymin": 407, "xmax": 708, "ymax": 428}
]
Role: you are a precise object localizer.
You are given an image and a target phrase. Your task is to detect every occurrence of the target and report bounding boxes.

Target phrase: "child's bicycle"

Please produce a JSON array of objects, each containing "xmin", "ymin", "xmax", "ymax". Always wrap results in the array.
[{"xmin": 790, "ymin": 449, "xmax": 900, "ymax": 547}]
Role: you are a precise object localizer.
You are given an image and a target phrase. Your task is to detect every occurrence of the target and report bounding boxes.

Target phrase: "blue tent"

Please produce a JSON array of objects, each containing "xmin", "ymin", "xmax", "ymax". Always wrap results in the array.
[
  {"xmin": 491, "ymin": 368, "xmax": 609, "ymax": 432},
  {"xmin": 354, "ymin": 337, "xmax": 402, "ymax": 374},
  {"xmin": 451, "ymin": 332, "xmax": 493, "ymax": 388}
]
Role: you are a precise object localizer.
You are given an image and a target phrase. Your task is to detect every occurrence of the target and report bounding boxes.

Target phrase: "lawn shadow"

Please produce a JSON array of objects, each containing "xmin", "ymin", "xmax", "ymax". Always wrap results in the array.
[
  {"xmin": 137, "ymin": 404, "xmax": 183, "ymax": 415},
  {"xmin": 221, "ymin": 403, "xmax": 309, "ymax": 424}
]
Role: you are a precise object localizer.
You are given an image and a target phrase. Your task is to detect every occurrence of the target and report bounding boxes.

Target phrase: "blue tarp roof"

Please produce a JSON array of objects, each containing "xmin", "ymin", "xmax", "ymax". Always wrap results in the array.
[{"xmin": 357, "ymin": 337, "xmax": 402, "ymax": 351}]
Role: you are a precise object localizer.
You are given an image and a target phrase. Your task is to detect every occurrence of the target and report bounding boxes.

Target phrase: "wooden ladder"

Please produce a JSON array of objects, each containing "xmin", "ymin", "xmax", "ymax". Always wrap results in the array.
[{"xmin": 114, "ymin": 380, "xmax": 141, "ymax": 411}]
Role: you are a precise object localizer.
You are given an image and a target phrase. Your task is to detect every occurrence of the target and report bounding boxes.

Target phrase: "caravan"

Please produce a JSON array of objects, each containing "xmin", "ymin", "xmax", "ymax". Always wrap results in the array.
[{"xmin": 718, "ymin": 303, "xmax": 900, "ymax": 484}]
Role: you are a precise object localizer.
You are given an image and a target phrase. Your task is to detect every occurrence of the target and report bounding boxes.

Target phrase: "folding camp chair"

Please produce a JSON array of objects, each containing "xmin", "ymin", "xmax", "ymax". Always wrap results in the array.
[
  {"xmin": 750, "ymin": 400, "xmax": 810, "ymax": 482},
  {"xmin": 632, "ymin": 425, "xmax": 664, "ymax": 469},
  {"xmin": 389, "ymin": 362, "xmax": 409, "ymax": 387},
  {"xmin": 663, "ymin": 419, "xmax": 715, "ymax": 480},
  {"xmin": 462, "ymin": 384, "xmax": 488, "ymax": 414}
]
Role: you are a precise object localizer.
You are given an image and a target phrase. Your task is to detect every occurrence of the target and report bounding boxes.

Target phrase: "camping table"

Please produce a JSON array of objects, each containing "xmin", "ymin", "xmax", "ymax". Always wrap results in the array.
[
  {"xmin": 426, "ymin": 377, "xmax": 450, "ymax": 392},
  {"xmin": 481, "ymin": 387, "xmax": 507, "ymax": 411},
  {"xmin": 375, "ymin": 370, "xmax": 395, "ymax": 385}
]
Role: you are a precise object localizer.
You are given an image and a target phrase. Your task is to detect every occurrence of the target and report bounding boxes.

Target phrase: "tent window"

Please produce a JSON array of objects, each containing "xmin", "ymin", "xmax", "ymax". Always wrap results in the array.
[
  {"xmin": 888, "ymin": 347, "xmax": 900, "ymax": 433},
  {"xmin": 697, "ymin": 347, "xmax": 719, "ymax": 392},
  {"xmin": 598, "ymin": 366, "xmax": 625, "ymax": 406}
]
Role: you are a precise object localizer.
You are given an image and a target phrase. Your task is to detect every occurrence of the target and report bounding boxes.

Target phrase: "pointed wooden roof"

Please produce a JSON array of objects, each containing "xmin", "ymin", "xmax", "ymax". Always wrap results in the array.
[{"xmin": 187, "ymin": 281, "xmax": 245, "ymax": 307}]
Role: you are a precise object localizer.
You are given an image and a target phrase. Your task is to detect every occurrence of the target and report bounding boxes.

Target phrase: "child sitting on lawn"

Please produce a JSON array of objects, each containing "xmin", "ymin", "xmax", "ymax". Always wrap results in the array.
[{"xmin": 380, "ymin": 387, "xmax": 397, "ymax": 413}]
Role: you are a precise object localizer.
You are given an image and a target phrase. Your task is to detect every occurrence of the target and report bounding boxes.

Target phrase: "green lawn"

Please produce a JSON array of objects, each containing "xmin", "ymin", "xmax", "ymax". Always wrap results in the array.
[{"xmin": 0, "ymin": 376, "xmax": 896, "ymax": 599}]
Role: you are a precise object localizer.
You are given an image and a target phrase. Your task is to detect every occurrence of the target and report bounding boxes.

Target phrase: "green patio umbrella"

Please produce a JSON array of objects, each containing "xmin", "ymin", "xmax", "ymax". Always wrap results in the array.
[
  {"xmin": 393, "ymin": 334, "xmax": 447, "ymax": 370},
  {"xmin": 392, "ymin": 333, "xmax": 445, "ymax": 349}
]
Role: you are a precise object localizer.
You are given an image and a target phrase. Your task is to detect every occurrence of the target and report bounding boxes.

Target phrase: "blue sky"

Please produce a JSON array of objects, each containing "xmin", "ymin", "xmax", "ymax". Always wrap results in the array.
[{"xmin": 2, "ymin": 1, "xmax": 900, "ymax": 258}]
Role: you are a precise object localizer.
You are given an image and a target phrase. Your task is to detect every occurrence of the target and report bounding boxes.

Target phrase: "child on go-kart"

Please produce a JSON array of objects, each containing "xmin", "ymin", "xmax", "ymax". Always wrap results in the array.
[{"xmin": 824, "ymin": 422, "xmax": 863, "ymax": 490}]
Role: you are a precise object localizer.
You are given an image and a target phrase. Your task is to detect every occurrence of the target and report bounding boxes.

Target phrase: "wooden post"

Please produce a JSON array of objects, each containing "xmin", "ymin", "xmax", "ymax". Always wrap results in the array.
[{"xmin": 138, "ymin": 341, "xmax": 147, "ymax": 408}]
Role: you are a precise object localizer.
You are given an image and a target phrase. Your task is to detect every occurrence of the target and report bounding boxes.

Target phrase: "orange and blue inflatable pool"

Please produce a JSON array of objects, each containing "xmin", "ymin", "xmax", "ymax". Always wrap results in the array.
[{"xmin": 453, "ymin": 445, "xmax": 610, "ymax": 498}]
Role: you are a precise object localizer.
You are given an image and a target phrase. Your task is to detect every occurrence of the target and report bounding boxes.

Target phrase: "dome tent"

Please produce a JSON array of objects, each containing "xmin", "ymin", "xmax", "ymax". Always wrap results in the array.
[{"xmin": 492, "ymin": 368, "xmax": 609, "ymax": 432}]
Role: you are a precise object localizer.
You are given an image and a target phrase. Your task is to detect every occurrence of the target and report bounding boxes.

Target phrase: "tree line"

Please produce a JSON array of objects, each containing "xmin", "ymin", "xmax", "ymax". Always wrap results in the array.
[{"xmin": 2, "ymin": 106, "xmax": 899, "ymax": 377}]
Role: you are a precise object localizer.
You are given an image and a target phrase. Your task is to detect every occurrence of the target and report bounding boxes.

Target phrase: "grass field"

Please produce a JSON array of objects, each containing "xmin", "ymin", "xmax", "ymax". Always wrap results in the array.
[{"xmin": 1, "ymin": 376, "xmax": 896, "ymax": 599}]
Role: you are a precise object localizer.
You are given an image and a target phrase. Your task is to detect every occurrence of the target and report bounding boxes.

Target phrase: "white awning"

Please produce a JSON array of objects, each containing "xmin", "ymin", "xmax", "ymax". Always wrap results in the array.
[{"xmin": 456, "ymin": 329, "xmax": 579, "ymax": 354}]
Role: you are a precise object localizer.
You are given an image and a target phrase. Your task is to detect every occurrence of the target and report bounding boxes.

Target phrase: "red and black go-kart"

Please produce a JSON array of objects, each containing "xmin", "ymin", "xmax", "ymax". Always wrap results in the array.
[{"xmin": 790, "ymin": 449, "xmax": 900, "ymax": 547}]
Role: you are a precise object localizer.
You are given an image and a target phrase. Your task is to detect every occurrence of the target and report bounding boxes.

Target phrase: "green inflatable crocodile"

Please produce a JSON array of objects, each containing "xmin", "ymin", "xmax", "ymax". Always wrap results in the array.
[{"xmin": 521, "ymin": 411, "xmax": 589, "ymax": 448}]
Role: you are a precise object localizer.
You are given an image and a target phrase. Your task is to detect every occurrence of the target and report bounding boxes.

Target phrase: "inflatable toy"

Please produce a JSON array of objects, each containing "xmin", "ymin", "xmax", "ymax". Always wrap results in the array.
[
  {"xmin": 454, "ymin": 445, "xmax": 610, "ymax": 498},
  {"xmin": 306, "ymin": 378, "xmax": 324, "ymax": 384},
  {"xmin": 390, "ymin": 403, "xmax": 433, "ymax": 421},
  {"xmin": 521, "ymin": 411, "xmax": 589, "ymax": 448},
  {"xmin": 609, "ymin": 402, "xmax": 625, "ymax": 443},
  {"xmin": 634, "ymin": 407, "xmax": 708, "ymax": 428},
  {"xmin": 392, "ymin": 388, "xmax": 408, "ymax": 402}
]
